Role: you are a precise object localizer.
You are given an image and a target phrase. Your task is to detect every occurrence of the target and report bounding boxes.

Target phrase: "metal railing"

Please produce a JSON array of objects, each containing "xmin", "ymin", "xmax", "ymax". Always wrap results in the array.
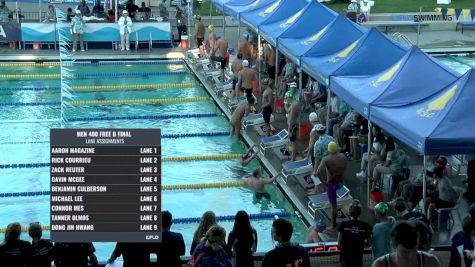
[{"xmin": 392, "ymin": 32, "xmax": 413, "ymax": 48}]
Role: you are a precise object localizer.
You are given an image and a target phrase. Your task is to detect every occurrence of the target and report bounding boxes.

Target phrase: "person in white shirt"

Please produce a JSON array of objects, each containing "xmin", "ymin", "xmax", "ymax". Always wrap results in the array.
[
  {"xmin": 359, "ymin": 0, "xmax": 373, "ymax": 21},
  {"xmin": 118, "ymin": 10, "xmax": 133, "ymax": 51}
]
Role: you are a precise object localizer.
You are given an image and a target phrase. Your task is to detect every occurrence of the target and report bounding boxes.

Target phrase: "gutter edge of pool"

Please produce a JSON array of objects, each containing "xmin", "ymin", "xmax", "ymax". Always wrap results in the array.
[
  {"xmin": 184, "ymin": 58, "xmax": 313, "ymax": 228},
  {"xmin": 0, "ymin": 53, "xmax": 185, "ymax": 62}
]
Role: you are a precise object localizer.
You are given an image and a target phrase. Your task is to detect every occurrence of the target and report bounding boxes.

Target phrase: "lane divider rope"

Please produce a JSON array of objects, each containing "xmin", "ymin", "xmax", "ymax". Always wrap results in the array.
[
  {"xmin": 0, "ymin": 131, "xmax": 229, "ymax": 145},
  {"xmin": 0, "ymin": 83, "xmax": 198, "ymax": 92},
  {"xmin": 0, "ymin": 97, "xmax": 209, "ymax": 107},
  {"xmin": 0, "ymin": 60, "xmax": 184, "ymax": 67},
  {"xmin": 68, "ymin": 97, "xmax": 209, "ymax": 106},
  {"xmin": 72, "ymin": 83, "xmax": 197, "ymax": 91},
  {"xmin": 0, "ymin": 71, "xmax": 188, "ymax": 79},
  {"xmin": 0, "ymin": 212, "xmax": 291, "ymax": 232},
  {"xmin": 68, "ymin": 112, "xmax": 218, "ymax": 122},
  {"xmin": 0, "ymin": 154, "xmax": 242, "ymax": 169}
]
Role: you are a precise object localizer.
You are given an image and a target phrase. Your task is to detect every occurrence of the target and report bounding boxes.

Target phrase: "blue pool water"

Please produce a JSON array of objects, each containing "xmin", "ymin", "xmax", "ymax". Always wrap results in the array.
[{"xmin": 0, "ymin": 61, "xmax": 307, "ymax": 261}]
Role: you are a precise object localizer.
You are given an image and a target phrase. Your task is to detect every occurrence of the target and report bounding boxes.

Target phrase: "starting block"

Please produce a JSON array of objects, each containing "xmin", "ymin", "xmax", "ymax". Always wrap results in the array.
[
  {"xmin": 242, "ymin": 113, "xmax": 275, "ymax": 136},
  {"xmin": 214, "ymin": 78, "xmax": 234, "ymax": 93},
  {"xmin": 306, "ymin": 185, "xmax": 353, "ymax": 220},
  {"xmin": 259, "ymin": 129, "xmax": 290, "ymax": 160},
  {"xmin": 228, "ymin": 96, "xmax": 247, "ymax": 111},
  {"xmin": 281, "ymin": 159, "xmax": 314, "ymax": 188}
]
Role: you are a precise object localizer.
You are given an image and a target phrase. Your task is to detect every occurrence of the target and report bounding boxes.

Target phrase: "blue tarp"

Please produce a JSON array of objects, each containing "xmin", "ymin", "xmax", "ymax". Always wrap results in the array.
[
  {"xmin": 370, "ymin": 68, "xmax": 475, "ymax": 155},
  {"xmin": 239, "ymin": 0, "xmax": 287, "ymax": 32},
  {"xmin": 301, "ymin": 28, "xmax": 407, "ymax": 86},
  {"xmin": 330, "ymin": 46, "xmax": 460, "ymax": 118},
  {"xmin": 212, "ymin": 0, "xmax": 232, "ymax": 11},
  {"xmin": 256, "ymin": 0, "xmax": 308, "ymax": 46},
  {"xmin": 223, "ymin": 0, "xmax": 259, "ymax": 19}
]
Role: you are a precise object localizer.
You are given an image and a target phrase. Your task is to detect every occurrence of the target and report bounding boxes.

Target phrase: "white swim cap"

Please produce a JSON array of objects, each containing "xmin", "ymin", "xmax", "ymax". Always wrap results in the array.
[{"xmin": 242, "ymin": 60, "xmax": 249, "ymax": 67}]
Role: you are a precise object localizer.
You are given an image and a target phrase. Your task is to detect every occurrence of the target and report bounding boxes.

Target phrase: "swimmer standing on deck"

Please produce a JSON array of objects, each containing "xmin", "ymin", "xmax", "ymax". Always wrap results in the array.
[{"xmin": 241, "ymin": 170, "xmax": 278, "ymax": 199}]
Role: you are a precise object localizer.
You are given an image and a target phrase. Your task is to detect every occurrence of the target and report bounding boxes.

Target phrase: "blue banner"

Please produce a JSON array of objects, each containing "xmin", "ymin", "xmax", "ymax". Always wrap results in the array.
[
  {"xmin": 20, "ymin": 22, "xmax": 171, "ymax": 42},
  {"xmin": 0, "ymin": 22, "xmax": 21, "ymax": 42}
]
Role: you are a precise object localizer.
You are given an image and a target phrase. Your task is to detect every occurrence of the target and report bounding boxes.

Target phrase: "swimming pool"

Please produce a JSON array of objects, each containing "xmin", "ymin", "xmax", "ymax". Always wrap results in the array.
[
  {"xmin": 436, "ymin": 55, "xmax": 475, "ymax": 74},
  {"xmin": 0, "ymin": 60, "xmax": 307, "ymax": 261}
]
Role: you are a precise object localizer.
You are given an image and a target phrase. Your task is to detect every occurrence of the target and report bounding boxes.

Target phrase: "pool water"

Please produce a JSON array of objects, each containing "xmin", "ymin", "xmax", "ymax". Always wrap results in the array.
[
  {"xmin": 0, "ymin": 61, "xmax": 307, "ymax": 261},
  {"xmin": 437, "ymin": 55, "xmax": 475, "ymax": 74}
]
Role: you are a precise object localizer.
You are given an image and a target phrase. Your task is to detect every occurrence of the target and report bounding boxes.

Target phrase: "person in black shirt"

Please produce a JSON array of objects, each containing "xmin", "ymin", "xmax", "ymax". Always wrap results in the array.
[
  {"xmin": 156, "ymin": 210, "xmax": 185, "ymax": 267},
  {"xmin": 126, "ymin": 0, "xmax": 139, "ymax": 19},
  {"xmin": 394, "ymin": 197, "xmax": 433, "ymax": 249},
  {"xmin": 138, "ymin": 2, "xmax": 151, "ymax": 20},
  {"xmin": 92, "ymin": 0, "xmax": 105, "ymax": 16},
  {"xmin": 108, "ymin": 243, "xmax": 153, "ymax": 267},
  {"xmin": 54, "ymin": 242, "xmax": 97, "ymax": 267},
  {"xmin": 28, "ymin": 222, "xmax": 53, "ymax": 267},
  {"xmin": 262, "ymin": 218, "xmax": 310, "ymax": 267},
  {"xmin": 338, "ymin": 200, "xmax": 372, "ymax": 267},
  {"xmin": 227, "ymin": 210, "xmax": 257, "ymax": 267},
  {"xmin": 0, "ymin": 222, "xmax": 33, "ymax": 267}
]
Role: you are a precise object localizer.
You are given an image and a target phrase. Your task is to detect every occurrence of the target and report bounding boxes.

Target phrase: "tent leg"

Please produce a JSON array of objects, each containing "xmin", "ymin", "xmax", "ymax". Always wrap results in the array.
[
  {"xmin": 237, "ymin": 23, "xmax": 240, "ymax": 50},
  {"xmin": 222, "ymin": 14, "xmax": 226, "ymax": 40},
  {"xmin": 324, "ymin": 86, "xmax": 331, "ymax": 134},
  {"xmin": 422, "ymin": 156, "xmax": 427, "ymax": 215},
  {"xmin": 258, "ymin": 34, "xmax": 261, "ymax": 93},
  {"xmin": 367, "ymin": 120, "xmax": 372, "ymax": 208},
  {"xmin": 274, "ymin": 49, "xmax": 279, "ymax": 93}
]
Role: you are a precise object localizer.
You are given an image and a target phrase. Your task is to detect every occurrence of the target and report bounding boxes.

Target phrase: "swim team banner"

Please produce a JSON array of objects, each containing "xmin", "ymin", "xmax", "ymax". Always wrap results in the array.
[
  {"xmin": 0, "ymin": 23, "xmax": 21, "ymax": 42},
  {"xmin": 20, "ymin": 22, "xmax": 171, "ymax": 42}
]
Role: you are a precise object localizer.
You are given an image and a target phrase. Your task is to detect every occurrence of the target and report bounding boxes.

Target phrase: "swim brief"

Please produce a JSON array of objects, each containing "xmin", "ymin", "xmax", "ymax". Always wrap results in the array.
[
  {"xmin": 211, "ymin": 55, "xmax": 226, "ymax": 70},
  {"xmin": 242, "ymin": 87, "xmax": 253, "ymax": 98},
  {"xmin": 326, "ymin": 182, "xmax": 343, "ymax": 205},
  {"xmin": 233, "ymin": 77, "xmax": 238, "ymax": 91},
  {"xmin": 262, "ymin": 106, "xmax": 272, "ymax": 124},
  {"xmin": 289, "ymin": 124, "xmax": 298, "ymax": 142},
  {"xmin": 255, "ymin": 192, "xmax": 271, "ymax": 199},
  {"xmin": 197, "ymin": 37, "xmax": 204, "ymax": 47}
]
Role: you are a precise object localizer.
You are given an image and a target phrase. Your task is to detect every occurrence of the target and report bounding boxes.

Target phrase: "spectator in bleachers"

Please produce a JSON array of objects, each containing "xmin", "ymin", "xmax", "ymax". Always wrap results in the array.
[
  {"xmin": 0, "ymin": 1, "xmax": 10, "ymax": 22},
  {"xmin": 28, "ymin": 222, "xmax": 54, "ymax": 267},
  {"xmin": 449, "ymin": 215, "xmax": 474, "ymax": 267},
  {"xmin": 107, "ymin": 9, "xmax": 115, "ymax": 22},
  {"xmin": 108, "ymin": 243, "xmax": 153, "ymax": 267},
  {"xmin": 156, "ymin": 210, "xmax": 185, "ymax": 267},
  {"xmin": 0, "ymin": 222, "xmax": 32, "ymax": 267},
  {"xmin": 126, "ymin": 0, "xmax": 138, "ymax": 19},
  {"xmin": 138, "ymin": 2, "xmax": 151, "ymax": 20},
  {"xmin": 338, "ymin": 200, "xmax": 372, "ymax": 267},
  {"xmin": 175, "ymin": 6, "xmax": 187, "ymax": 42},
  {"xmin": 76, "ymin": 0, "xmax": 90, "ymax": 16},
  {"xmin": 277, "ymin": 57, "xmax": 295, "ymax": 98},
  {"xmin": 262, "ymin": 218, "xmax": 310, "ymax": 267},
  {"xmin": 356, "ymin": 125, "xmax": 386, "ymax": 180},
  {"xmin": 190, "ymin": 211, "xmax": 217, "ymax": 255},
  {"xmin": 348, "ymin": 0, "xmax": 359, "ymax": 12},
  {"xmin": 92, "ymin": 0, "xmax": 105, "ymax": 17},
  {"xmin": 118, "ymin": 10, "xmax": 133, "ymax": 51},
  {"xmin": 227, "ymin": 210, "xmax": 258, "ymax": 267},
  {"xmin": 159, "ymin": 0, "xmax": 168, "ymax": 20},
  {"xmin": 71, "ymin": 10, "xmax": 85, "ymax": 52},
  {"xmin": 371, "ymin": 137, "xmax": 404, "ymax": 191},
  {"xmin": 327, "ymin": 95, "xmax": 349, "ymax": 136},
  {"xmin": 44, "ymin": 5, "xmax": 56, "ymax": 22},
  {"xmin": 333, "ymin": 108, "xmax": 360, "ymax": 154},
  {"xmin": 261, "ymin": 79, "xmax": 274, "ymax": 136},
  {"xmin": 427, "ymin": 166, "xmax": 458, "ymax": 226},
  {"xmin": 190, "ymin": 225, "xmax": 232, "ymax": 267},
  {"xmin": 53, "ymin": 242, "xmax": 97, "ymax": 267},
  {"xmin": 372, "ymin": 221, "xmax": 440, "ymax": 267},
  {"xmin": 303, "ymin": 79, "xmax": 327, "ymax": 111},
  {"xmin": 393, "ymin": 197, "xmax": 433, "ymax": 251},
  {"xmin": 194, "ymin": 15, "xmax": 205, "ymax": 48},
  {"xmin": 372, "ymin": 202, "xmax": 395, "ymax": 260},
  {"xmin": 66, "ymin": 7, "xmax": 73, "ymax": 22}
]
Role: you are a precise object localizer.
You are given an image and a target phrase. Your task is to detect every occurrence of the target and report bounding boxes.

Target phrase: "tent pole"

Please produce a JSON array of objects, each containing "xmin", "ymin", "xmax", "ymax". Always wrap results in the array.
[
  {"xmin": 324, "ymin": 79, "xmax": 331, "ymax": 135},
  {"xmin": 39, "ymin": 0, "xmax": 41, "ymax": 23},
  {"xmin": 222, "ymin": 13, "xmax": 225, "ymax": 39},
  {"xmin": 115, "ymin": 0, "xmax": 118, "ymax": 22},
  {"xmin": 188, "ymin": 0, "xmax": 192, "ymax": 48},
  {"xmin": 422, "ymin": 156, "xmax": 427, "ymax": 215},
  {"xmin": 298, "ymin": 68, "xmax": 302, "ymax": 92},
  {"xmin": 258, "ymin": 33, "xmax": 261, "ymax": 91},
  {"xmin": 366, "ymin": 120, "xmax": 372, "ymax": 208},
  {"xmin": 274, "ymin": 48, "xmax": 279, "ymax": 92},
  {"xmin": 237, "ymin": 22, "xmax": 240, "ymax": 50},
  {"xmin": 16, "ymin": 1, "xmax": 19, "ymax": 23}
]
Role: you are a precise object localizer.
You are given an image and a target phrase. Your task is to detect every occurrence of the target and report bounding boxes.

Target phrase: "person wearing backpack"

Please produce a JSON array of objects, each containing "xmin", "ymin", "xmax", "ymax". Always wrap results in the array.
[
  {"xmin": 189, "ymin": 225, "xmax": 232, "ymax": 267},
  {"xmin": 262, "ymin": 218, "xmax": 310, "ymax": 267}
]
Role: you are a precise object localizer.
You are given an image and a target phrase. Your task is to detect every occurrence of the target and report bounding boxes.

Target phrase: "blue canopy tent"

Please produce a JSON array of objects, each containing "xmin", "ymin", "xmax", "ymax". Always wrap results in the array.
[
  {"xmin": 281, "ymin": 14, "xmax": 364, "ymax": 67},
  {"xmin": 211, "ymin": 0, "xmax": 232, "ymax": 12},
  {"xmin": 223, "ymin": 0, "xmax": 259, "ymax": 19},
  {"xmin": 371, "ymin": 68, "xmax": 475, "ymax": 156},
  {"xmin": 330, "ymin": 46, "xmax": 460, "ymax": 119},
  {"xmin": 256, "ymin": 0, "xmax": 308, "ymax": 46},
  {"xmin": 239, "ymin": 0, "xmax": 286, "ymax": 33},
  {"xmin": 301, "ymin": 28, "xmax": 407, "ymax": 87}
]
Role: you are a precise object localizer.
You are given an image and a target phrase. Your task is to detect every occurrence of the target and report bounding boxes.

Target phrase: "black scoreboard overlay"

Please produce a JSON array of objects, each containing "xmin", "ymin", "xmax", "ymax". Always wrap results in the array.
[{"xmin": 50, "ymin": 129, "xmax": 161, "ymax": 242}]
